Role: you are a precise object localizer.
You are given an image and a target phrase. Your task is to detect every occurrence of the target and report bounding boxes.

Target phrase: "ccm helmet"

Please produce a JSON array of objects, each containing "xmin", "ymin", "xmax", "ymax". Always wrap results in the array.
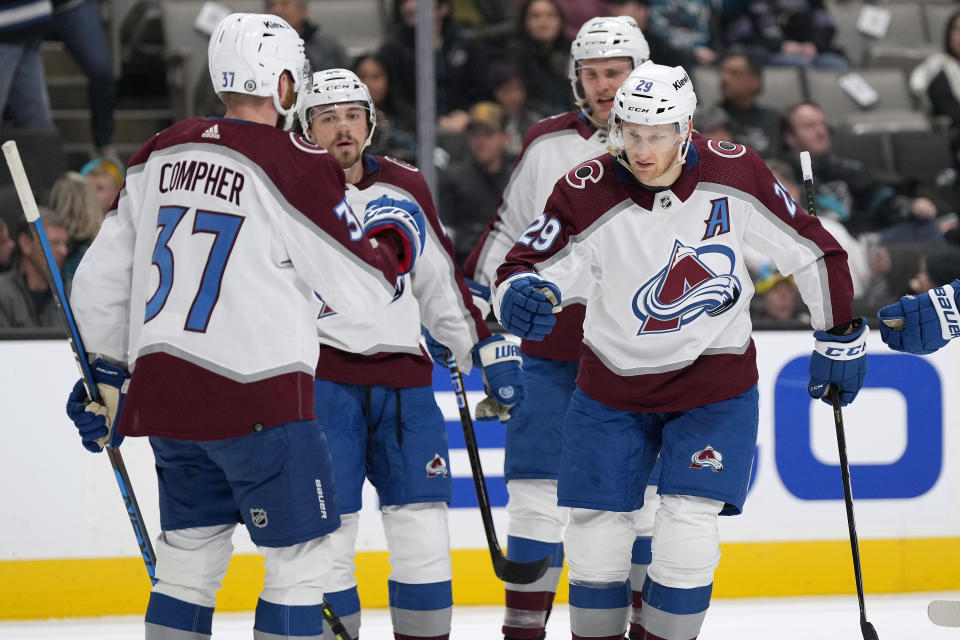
[
  {"xmin": 208, "ymin": 13, "xmax": 309, "ymax": 130},
  {"xmin": 298, "ymin": 68, "xmax": 377, "ymax": 150},
  {"xmin": 608, "ymin": 61, "xmax": 698, "ymax": 166},
  {"xmin": 569, "ymin": 16, "xmax": 650, "ymax": 118}
]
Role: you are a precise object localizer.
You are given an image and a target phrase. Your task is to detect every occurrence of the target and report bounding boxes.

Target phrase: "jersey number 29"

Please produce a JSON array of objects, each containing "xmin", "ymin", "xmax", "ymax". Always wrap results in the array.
[
  {"xmin": 144, "ymin": 205, "xmax": 244, "ymax": 332},
  {"xmin": 518, "ymin": 213, "xmax": 561, "ymax": 252}
]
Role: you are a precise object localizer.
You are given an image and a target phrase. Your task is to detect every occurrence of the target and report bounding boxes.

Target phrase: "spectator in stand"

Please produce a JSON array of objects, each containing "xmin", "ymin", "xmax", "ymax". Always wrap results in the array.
[
  {"xmin": 715, "ymin": 49, "xmax": 782, "ymax": 158},
  {"xmin": 378, "ymin": 0, "xmax": 487, "ymax": 135},
  {"xmin": 438, "ymin": 102, "xmax": 515, "ymax": 266},
  {"xmin": 486, "ymin": 62, "xmax": 543, "ymax": 156},
  {"xmin": 0, "ymin": 208, "xmax": 68, "ymax": 329},
  {"xmin": 49, "ymin": 171, "xmax": 105, "ymax": 286},
  {"xmin": 0, "ymin": 219, "xmax": 15, "ymax": 272},
  {"xmin": 195, "ymin": 0, "xmax": 349, "ymax": 117},
  {"xmin": 722, "ymin": 0, "xmax": 848, "ymax": 69},
  {"xmin": 0, "ymin": 1, "xmax": 55, "ymax": 132},
  {"xmin": 604, "ymin": 0, "xmax": 696, "ymax": 68},
  {"xmin": 646, "ymin": 0, "xmax": 718, "ymax": 66},
  {"xmin": 353, "ymin": 52, "xmax": 417, "ymax": 162},
  {"xmin": 505, "ymin": 0, "xmax": 572, "ymax": 117},
  {"xmin": 79, "ymin": 156, "xmax": 124, "ymax": 214},
  {"xmin": 48, "ymin": 0, "xmax": 116, "ymax": 156},
  {"xmin": 906, "ymin": 247, "xmax": 960, "ymax": 299},
  {"xmin": 750, "ymin": 266, "xmax": 808, "ymax": 324},
  {"xmin": 267, "ymin": 0, "xmax": 348, "ymax": 71},
  {"xmin": 782, "ymin": 102, "xmax": 942, "ymax": 242},
  {"xmin": 910, "ymin": 9, "xmax": 960, "ymax": 130},
  {"xmin": 449, "ymin": 0, "xmax": 516, "ymax": 48},
  {"xmin": 693, "ymin": 105, "xmax": 734, "ymax": 142}
]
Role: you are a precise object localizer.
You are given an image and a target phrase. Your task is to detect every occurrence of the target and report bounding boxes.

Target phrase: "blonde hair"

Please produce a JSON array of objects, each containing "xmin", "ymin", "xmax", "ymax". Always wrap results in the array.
[{"xmin": 50, "ymin": 171, "xmax": 105, "ymax": 242}]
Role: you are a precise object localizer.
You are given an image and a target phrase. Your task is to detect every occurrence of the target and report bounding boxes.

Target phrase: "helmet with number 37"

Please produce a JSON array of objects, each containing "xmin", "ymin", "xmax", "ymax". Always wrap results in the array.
[{"xmin": 208, "ymin": 13, "xmax": 310, "ymax": 130}]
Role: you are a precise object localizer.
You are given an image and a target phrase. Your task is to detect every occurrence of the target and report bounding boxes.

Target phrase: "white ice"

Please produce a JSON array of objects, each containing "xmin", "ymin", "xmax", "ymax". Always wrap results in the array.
[{"xmin": 2, "ymin": 593, "xmax": 958, "ymax": 639}]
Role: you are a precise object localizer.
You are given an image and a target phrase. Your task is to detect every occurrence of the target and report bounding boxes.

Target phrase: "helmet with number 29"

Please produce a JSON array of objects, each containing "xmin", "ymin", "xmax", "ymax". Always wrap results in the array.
[{"xmin": 208, "ymin": 13, "xmax": 310, "ymax": 131}]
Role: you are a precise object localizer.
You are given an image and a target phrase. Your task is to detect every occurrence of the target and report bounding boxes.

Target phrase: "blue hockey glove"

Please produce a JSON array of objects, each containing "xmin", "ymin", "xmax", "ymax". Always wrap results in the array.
[
  {"xmin": 472, "ymin": 334, "xmax": 523, "ymax": 421},
  {"xmin": 421, "ymin": 326, "xmax": 449, "ymax": 365},
  {"xmin": 464, "ymin": 278, "xmax": 492, "ymax": 319},
  {"xmin": 65, "ymin": 360, "xmax": 129, "ymax": 453},
  {"xmin": 808, "ymin": 317, "xmax": 868, "ymax": 407},
  {"xmin": 498, "ymin": 275, "xmax": 561, "ymax": 341},
  {"xmin": 877, "ymin": 280, "xmax": 960, "ymax": 355},
  {"xmin": 363, "ymin": 195, "xmax": 427, "ymax": 275}
]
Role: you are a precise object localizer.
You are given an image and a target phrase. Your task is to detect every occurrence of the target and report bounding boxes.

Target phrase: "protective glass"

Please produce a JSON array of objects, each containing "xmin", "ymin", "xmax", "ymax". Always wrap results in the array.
[{"xmin": 620, "ymin": 122, "xmax": 682, "ymax": 154}]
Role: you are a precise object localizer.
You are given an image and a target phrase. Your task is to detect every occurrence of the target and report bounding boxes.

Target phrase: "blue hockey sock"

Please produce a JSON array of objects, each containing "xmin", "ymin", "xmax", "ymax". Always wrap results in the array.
[
  {"xmin": 503, "ymin": 536, "xmax": 564, "ymax": 639},
  {"xmin": 323, "ymin": 587, "xmax": 360, "ymax": 640},
  {"xmin": 638, "ymin": 576, "xmax": 712, "ymax": 640},
  {"xmin": 387, "ymin": 579, "xmax": 452, "ymax": 639},
  {"xmin": 145, "ymin": 592, "xmax": 214, "ymax": 639},
  {"xmin": 569, "ymin": 580, "xmax": 630, "ymax": 640},
  {"xmin": 254, "ymin": 598, "xmax": 324, "ymax": 639}
]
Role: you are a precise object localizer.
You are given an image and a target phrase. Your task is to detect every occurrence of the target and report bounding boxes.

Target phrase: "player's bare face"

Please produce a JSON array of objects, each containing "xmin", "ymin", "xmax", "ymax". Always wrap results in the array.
[
  {"xmin": 622, "ymin": 122, "xmax": 683, "ymax": 185},
  {"xmin": 579, "ymin": 58, "xmax": 633, "ymax": 126},
  {"xmin": 308, "ymin": 103, "xmax": 369, "ymax": 170}
]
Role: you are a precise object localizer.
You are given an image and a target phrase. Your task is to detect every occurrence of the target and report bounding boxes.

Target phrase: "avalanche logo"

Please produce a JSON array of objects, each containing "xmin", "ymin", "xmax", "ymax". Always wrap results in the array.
[
  {"xmin": 690, "ymin": 445, "xmax": 723, "ymax": 472},
  {"xmin": 632, "ymin": 240, "xmax": 741, "ymax": 334},
  {"xmin": 426, "ymin": 453, "xmax": 449, "ymax": 478}
]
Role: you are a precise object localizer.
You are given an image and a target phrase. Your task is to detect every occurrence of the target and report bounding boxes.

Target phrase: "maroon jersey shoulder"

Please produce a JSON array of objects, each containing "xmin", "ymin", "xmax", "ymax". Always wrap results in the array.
[
  {"xmin": 692, "ymin": 135, "xmax": 770, "ymax": 198},
  {"xmin": 546, "ymin": 153, "xmax": 628, "ymax": 233},
  {"xmin": 366, "ymin": 155, "xmax": 434, "ymax": 206}
]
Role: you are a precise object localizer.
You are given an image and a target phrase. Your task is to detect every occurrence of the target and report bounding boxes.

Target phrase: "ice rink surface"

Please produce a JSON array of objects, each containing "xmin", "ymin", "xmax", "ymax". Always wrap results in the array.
[{"xmin": 2, "ymin": 593, "xmax": 959, "ymax": 639}]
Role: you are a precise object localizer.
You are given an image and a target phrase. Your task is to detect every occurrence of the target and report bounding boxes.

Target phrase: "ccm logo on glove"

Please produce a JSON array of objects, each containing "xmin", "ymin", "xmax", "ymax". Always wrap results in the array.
[{"xmin": 823, "ymin": 343, "xmax": 867, "ymax": 358}]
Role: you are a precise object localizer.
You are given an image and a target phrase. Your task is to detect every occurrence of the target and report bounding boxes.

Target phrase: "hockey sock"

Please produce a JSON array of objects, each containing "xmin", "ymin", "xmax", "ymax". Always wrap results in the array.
[
  {"xmin": 568, "ymin": 580, "xmax": 630, "ymax": 640},
  {"xmin": 502, "ymin": 536, "xmax": 564, "ymax": 639},
  {"xmin": 323, "ymin": 587, "xmax": 361, "ymax": 640},
  {"xmin": 627, "ymin": 537, "xmax": 652, "ymax": 640},
  {"xmin": 254, "ymin": 598, "xmax": 325, "ymax": 638},
  {"xmin": 145, "ymin": 592, "xmax": 214, "ymax": 639},
  {"xmin": 388, "ymin": 579, "xmax": 452, "ymax": 640},
  {"xmin": 636, "ymin": 577, "xmax": 711, "ymax": 640}
]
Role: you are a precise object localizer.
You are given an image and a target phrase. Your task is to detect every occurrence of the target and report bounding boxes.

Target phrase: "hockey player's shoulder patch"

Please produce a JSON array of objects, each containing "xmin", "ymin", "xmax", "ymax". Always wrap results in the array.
[
  {"xmin": 705, "ymin": 139, "xmax": 747, "ymax": 159},
  {"xmin": 289, "ymin": 132, "xmax": 327, "ymax": 155},
  {"xmin": 565, "ymin": 158, "xmax": 604, "ymax": 189}
]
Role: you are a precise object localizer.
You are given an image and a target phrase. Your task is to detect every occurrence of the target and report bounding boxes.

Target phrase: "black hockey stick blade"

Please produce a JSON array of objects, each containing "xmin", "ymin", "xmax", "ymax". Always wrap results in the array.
[
  {"xmin": 860, "ymin": 620, "xmax": 880, "ymax": 640},
  {"xmin": 929, "ymin": 600, "xmax": 960, "ymax": 627},
  {"xmin": 321, "ymin": 599, "xmax": 354, "ymax": 640},
  {"xmin": 491, "ymin": 550, "xmax": 553, "ymax": 585}
]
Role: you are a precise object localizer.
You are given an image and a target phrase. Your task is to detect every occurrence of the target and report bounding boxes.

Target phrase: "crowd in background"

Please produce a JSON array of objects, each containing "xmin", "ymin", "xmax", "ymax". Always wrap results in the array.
[{"xmin": 2, "ymin": 0, "xmax": 960, "ymax": 329}]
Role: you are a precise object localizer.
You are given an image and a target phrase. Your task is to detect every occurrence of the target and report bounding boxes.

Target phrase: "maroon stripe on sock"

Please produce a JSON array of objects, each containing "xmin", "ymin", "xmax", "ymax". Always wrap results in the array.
[
  {"xmin": 572, "ymin": 633, "xmax": 627, "ymax": 640},
  {"xmin": 630, "ymin": 629, "xmax": 697, "ymax": 640},
  {"xmin": 503, "ymin": 627, "xmax": 547, "ymax": 640},
  {"xmin": 505, "ymin": 590, "xmax": 555, "ymax": 611},
  {"xmin": 632, "ymin": 589, "xmax": 643, "ymax": 609}
]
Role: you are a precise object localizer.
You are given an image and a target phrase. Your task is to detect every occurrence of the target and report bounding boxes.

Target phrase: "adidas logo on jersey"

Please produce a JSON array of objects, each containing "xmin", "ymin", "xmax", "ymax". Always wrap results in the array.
[{"xmin": 201, "ymin": 124, "xmax": 220, "ymax": 140}]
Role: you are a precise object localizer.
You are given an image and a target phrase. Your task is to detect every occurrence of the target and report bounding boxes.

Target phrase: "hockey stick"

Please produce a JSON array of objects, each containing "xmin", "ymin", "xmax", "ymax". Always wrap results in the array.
[
  {"xmin": 2, "ymin": 140, "xmax": 158, "ymax": 584},
  {"xmin": 444, "ymin": 350, "xmax": 553, "ymax": 584},
  {"xmin": 928, "ymin": 600, "xmax": 960, "ymax": 627},
  {"xmin": 801, "ymin": 151, "xmax": 879, "ymax": 640}
]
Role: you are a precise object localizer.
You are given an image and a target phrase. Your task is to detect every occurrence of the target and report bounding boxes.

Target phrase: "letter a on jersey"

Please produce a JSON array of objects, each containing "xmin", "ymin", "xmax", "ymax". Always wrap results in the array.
[{"xmin": 632, "ymin": 240, "xmax": 742, "ymax": 334}]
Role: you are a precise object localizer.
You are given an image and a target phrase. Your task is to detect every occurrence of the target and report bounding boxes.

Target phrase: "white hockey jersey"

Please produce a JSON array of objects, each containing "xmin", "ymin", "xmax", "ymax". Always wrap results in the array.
[
  {"xmin": 465, "ymin": 111, "xmax": 608, "ymax": 361},
  {"xmin": 314, "ymin": 155, "xmax": 490, "ymax": 388},
  {"xmin": 71, "ymin": 118, "xmax": 404, "ymax": 440},
  {"xmin": 494, "ymin": 136, "xmax": 855, "ymax": 412}
]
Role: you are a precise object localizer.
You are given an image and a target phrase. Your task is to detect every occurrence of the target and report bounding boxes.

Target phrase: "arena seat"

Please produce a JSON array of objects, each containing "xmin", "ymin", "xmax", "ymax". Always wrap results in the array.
[
  {"xmin": 831, "ymin": 129, "xmax": 895, "ymax": 175},
  {"xmin": 891, "ymin": 129, "xmax": 954, "ymax": 188},
  {"xmin": 759, "ymin": 66, "xmax": 805, "ymax": 111}
]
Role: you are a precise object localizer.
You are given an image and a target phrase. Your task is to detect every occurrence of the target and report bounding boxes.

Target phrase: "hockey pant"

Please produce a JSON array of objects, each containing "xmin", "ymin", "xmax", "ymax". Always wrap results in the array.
[
  {"xmin": 323, "ymin": 503, "xmax": 453, "ymax": 640},
  {"xmin": 145, "ymin": 524, "xmax": 335, "ymax": 639},
  {"xmin": 566, "ymin": 495, "xmax": 723, "ymax": 640}
]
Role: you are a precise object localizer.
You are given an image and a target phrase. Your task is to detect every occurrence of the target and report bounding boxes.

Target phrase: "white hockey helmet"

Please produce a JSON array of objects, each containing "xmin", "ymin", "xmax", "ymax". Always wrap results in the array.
[
  {"xmin": 298, "ymin": 68, "xmax": 377, "ymax": 150},
  {"xmin": 208, "ymin": 13, "xmax": 310, "ymax": 130},
  {"xmin": 608, "ymin": 61, "xmax": 698, "ymax": 166},
  {"xmin": 568, "ymin": 16, "xmax": 650, "ymax": 114}
]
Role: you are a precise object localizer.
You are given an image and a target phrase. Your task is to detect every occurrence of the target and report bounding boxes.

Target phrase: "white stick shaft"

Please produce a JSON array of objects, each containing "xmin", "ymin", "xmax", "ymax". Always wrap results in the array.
[
  {"xmin": 2, "ymin": 140, "xmax": 41, "ymax": 222},
  {"xmin": 800, "ymin": 150, "xmax": 813, "ymax": 182}
]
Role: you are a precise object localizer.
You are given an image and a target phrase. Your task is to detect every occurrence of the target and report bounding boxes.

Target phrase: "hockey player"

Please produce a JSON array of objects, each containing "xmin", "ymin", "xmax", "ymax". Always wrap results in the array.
[
  {"xmin": 878, "ymin": 282, "xmax": 960, "ymax": 353},
  {"xmin": 462, "ymin": 16, "xmax": 656, "ymax": 639},
  {"xmin": 493, "ymin": 61, "xmax": 866, "ymax": 640},
  {"xmin": 64, "ymin": 15, "xmax": 430, "ymax": 640},
  {"xmin": 297, "ymin": 68, "xmax": 523, "ymax": 640}
]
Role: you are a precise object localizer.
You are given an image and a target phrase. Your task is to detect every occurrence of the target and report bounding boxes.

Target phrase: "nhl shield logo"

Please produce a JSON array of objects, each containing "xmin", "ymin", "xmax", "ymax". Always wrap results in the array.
[
  {"xmin": 690, "ymin": 445, "xmax": 723, "ymax": 472},
  {"xmin": 250, "ymin": 508, "xmax": 268, "ymax": 528},
  {"xmin": 426, "ymin": 453, "xmax": 449, "ymax": 478}
]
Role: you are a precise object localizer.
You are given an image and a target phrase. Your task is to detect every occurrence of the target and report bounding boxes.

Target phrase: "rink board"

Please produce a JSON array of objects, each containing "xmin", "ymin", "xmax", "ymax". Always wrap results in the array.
[{"xmin": 1, "ymin": 332, "xmax": 958, "ymax": 618}]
